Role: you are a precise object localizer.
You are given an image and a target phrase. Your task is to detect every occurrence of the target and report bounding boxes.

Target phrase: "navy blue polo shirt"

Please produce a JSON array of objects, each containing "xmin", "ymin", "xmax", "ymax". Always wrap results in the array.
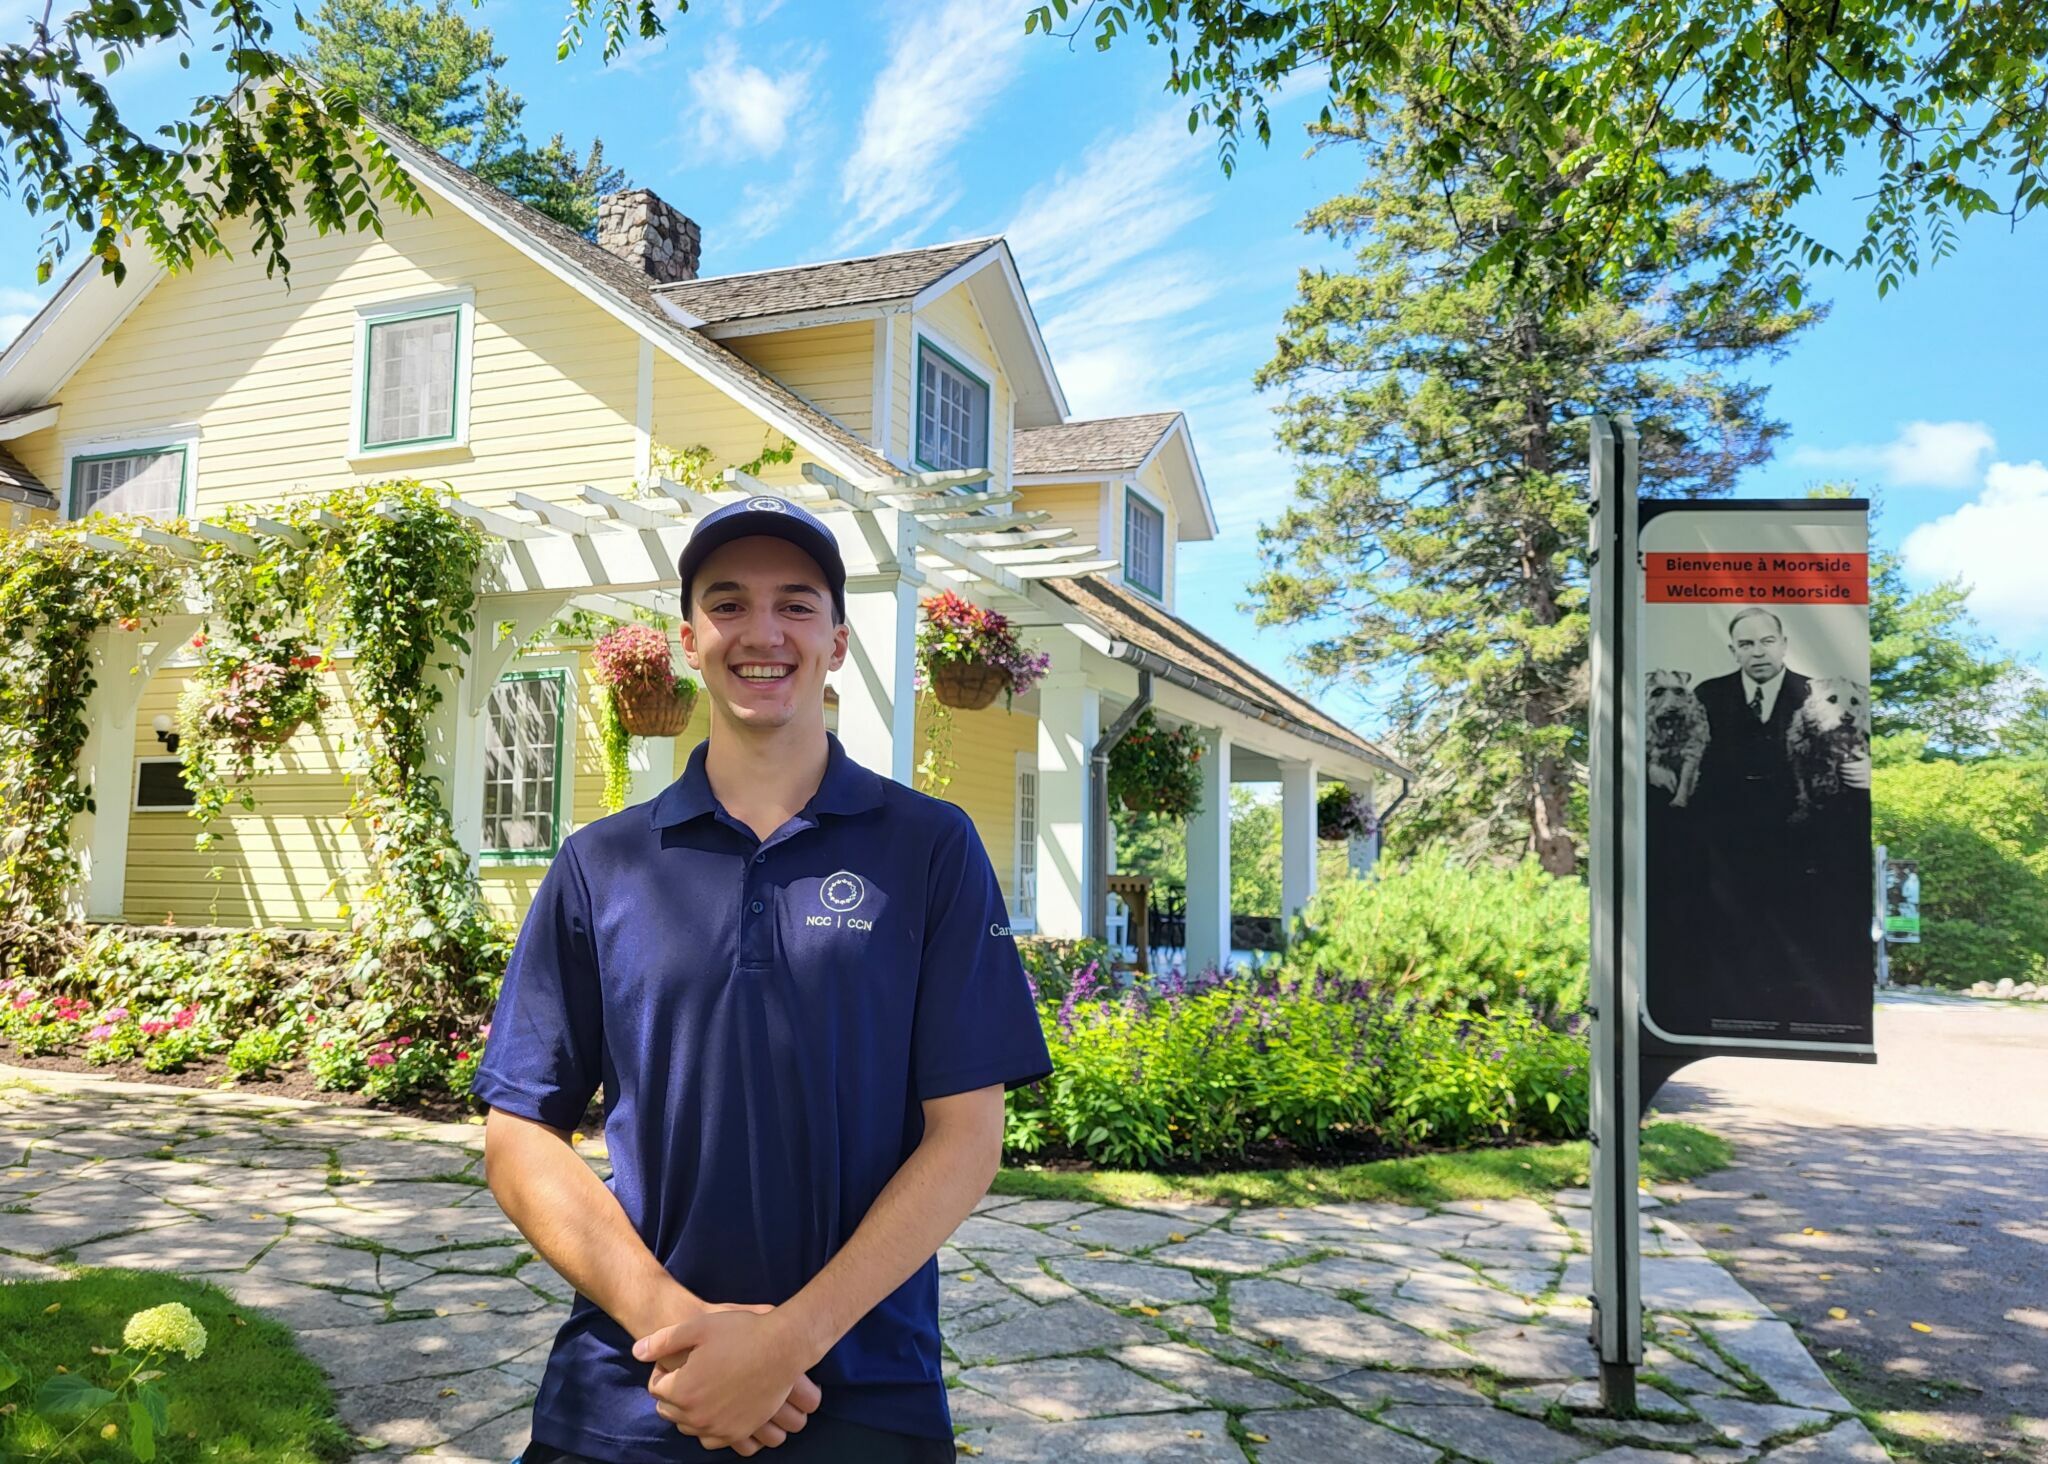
[{"xmin": 473, "ymin": 733, "xmax": 1051, "ymax": 1462}]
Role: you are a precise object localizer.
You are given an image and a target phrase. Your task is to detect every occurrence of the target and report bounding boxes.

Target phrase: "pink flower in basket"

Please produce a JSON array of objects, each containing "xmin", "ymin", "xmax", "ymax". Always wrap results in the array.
[{"xmin": 592, "ymin": 624, "xmax": 678, "ymax": 692}]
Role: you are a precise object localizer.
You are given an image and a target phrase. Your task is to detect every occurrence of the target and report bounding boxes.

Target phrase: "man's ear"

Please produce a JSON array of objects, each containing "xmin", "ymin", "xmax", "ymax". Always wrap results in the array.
[
  {"xmin": 828, "ymin": 619, "xmax": 850, "ymax": 673},
  {"xmin": 676, "ymin": 614, "xmax": 701, "ymax": 669}
]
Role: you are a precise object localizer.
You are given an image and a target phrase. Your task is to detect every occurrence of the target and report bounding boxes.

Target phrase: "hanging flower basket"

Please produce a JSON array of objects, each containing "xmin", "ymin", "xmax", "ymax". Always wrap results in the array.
[
  {"xmin": 187, "ymin": 650, "xmax": 328, "ymax": 760},
  {"xmin": 1317, "ymin": 783, "xmax": 1377, "ymax": 842},
  {"xmin": 915, "ymin": 591, "xmax": 1049, "ymax": 712},
  {"xmin": 930, "ymin": 658, "xmax": 1009, "ymax": 711},
  {"xmin": 593, "ymin": 623, "xmax": 698, "ymax": 738},
  {"xmin": 1106, "ymin": 709, "xmax": 1204, "ymax": 822},
  {"xmin": 616, "ymin": 679, "xmax": 696, "ymax": 737}
]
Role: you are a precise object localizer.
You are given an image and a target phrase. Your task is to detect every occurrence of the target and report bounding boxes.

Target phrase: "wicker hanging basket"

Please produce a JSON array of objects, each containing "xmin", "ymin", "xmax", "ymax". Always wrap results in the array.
[
  {"xmin": 225, "ymin": 717, "xmax": 307, "ymax": 759},
  {"xmin": 615, "ymin": 680, "xmax": 696, "ymax": 737},
  {"xmin": 930, "ymin": 659, "xmax": 1009, "ymax": 711}
]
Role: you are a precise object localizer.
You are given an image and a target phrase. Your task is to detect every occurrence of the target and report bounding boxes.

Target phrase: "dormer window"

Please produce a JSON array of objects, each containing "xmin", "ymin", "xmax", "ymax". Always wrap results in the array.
[
  {"xmin": 68, "ymin": 444, "xmax": 188, "ymax": 520},
  {"xmin": 1124, "ymin": 487, "xmax": 1165, "ymax": 598},
  {"xmin": 915, "ymin": 339, "xmax": 990, "ymax": 475}
]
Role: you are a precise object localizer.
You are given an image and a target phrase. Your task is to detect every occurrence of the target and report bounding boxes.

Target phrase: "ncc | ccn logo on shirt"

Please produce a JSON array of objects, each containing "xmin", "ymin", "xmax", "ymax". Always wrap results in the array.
[{"xmin": 808, "ymin": 870, "xmax": 873, "ymax": 931}]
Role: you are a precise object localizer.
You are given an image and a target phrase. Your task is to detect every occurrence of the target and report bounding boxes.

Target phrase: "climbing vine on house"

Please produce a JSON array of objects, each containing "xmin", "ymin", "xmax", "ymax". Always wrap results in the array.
[{"xmin": 0, "ymin": 521, "xmax": 185, "ymax": 972}]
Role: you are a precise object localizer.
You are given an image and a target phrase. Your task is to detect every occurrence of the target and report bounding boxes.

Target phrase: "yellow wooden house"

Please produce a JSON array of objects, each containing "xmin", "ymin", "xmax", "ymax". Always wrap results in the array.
[{"xmin": 0, "ymin": 120, "xmax": 1407, "ymax": 969}]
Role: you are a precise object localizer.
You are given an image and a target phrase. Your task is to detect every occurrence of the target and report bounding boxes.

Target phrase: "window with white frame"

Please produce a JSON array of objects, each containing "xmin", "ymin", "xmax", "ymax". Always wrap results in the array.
[
  {"xmin": 361, "ymin": 306, "xmax": 461, "ymax": 450},
  {"xmin": 482, "ymin": 671, "xmax": 564, "ymax": 856},
  {"xmin": 1124, "ymin": 489, "xmax": 1165, "ymax": 598},
  {"xmin": 915, "ymin": 339, "xmax": 990, "ymax": 474},
  {"xmin": 1012, "ymin": 760, "xmax": 1038, "ymax": 927},
  {"xmin": 70, "ymin": 446, "xmax": 187, "ymax": 520}
]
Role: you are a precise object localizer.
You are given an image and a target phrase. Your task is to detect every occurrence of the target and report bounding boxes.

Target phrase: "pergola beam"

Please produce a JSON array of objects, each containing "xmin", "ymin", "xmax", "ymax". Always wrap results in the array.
[
  {"xmin": 511, "ymin": 491, "xmax": 610, "ymax": 536},
  {"xmin": 132, "ymin": 524, "xmax": 204, "ymax": 561},
  {"xmin": 943, "ymin": 526, "xmax": 1075, "ymax": 549},
  {"xmin": 248, "ymin": 515, "xmax": 309, "ymax": 549},
  {"xmin": 914, "ymin": 508, "xmax": 1049, "ymax": 531},
  {"xmin": 451, "ymin": 499, "xmax": 546, "ymax": 540},
  {"xmin": 579, "ymin": 482, "xmax": 687, "ymax": 532},
  {"xmin": 191, "ymin": 521, "xmax": 262, "ymax": 557}
]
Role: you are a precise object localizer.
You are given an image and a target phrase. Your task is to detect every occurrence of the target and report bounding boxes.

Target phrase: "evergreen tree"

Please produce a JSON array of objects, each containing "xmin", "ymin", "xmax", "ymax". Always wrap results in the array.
[
  {"xmin": 1249, "ymin": 116, "xmax": 1813, "ymax": 875},
  {"xmin": 302, "ymin": 0, "xmax": 624, "ymax": 237}
]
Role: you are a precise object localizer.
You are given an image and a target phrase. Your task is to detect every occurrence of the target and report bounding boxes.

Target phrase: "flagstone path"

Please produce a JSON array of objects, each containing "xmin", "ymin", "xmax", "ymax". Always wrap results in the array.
[{"xmin": 2, "ymin": 1068, "xmax": 1883, "ymax": 1463}]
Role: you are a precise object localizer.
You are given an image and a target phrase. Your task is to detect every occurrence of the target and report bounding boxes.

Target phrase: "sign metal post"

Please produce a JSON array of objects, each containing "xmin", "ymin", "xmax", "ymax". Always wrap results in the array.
[{"xmin": 1586, "ymin": 413, "xmax": 1642, "ymax": 1412}]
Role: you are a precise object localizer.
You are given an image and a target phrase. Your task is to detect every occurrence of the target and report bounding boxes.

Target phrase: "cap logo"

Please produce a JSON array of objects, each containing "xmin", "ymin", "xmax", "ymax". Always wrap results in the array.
[
  {"xmin": 820, "ymin": 870, "xmax": 866, "ymax": 913},
  {"xmin": 746, "ymin": 496, "xmax": 790, "ymax": 514}
]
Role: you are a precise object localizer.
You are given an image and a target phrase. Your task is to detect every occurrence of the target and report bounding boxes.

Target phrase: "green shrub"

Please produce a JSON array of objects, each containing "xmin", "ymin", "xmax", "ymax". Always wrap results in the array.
[
  {"xmin": 1006, "ymin": 968, "xmax": 1589, "ymax": 1169},
  {"xmin": 143, "ymin": 1024, "xmax": 223, "ymax": 1073},
  {"xmin": 1873, "ymin": 754, "xmax": 2048, "ymax": 987},
  {"xmin": 307, "ymin": 1029, "xmax": 368, "ymax": 1091},
  {"xmin": 1013, "ymin": 936, "xmax": 1111, "ymax": 1002},
  {"xmin": 226, "ymin": 1025, "xmax": 300, "ymax": 1080},
  {"xmin": 1283, "ymin": 850, "xmax": 1589, "ymax": 1020},
  {"xmin": 83, "ymin": 1019, "xmax": 146, "ymax": 1065}
]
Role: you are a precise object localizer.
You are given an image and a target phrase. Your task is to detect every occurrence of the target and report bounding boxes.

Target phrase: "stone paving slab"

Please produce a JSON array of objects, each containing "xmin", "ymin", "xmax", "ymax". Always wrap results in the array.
[{"xmin": 1, "ymin": 1067, "xmax": 1864, "ymax": 1463}]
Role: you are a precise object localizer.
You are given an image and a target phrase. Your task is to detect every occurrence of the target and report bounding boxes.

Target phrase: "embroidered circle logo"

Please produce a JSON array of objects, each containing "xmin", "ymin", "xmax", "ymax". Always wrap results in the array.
[
  {"xmin": 820, "ymin": 871, "xmax": 866, "ymax": 913},
  {"xmin": 746, "ymin": 496, "xmax": 790, "ymax": 514}
]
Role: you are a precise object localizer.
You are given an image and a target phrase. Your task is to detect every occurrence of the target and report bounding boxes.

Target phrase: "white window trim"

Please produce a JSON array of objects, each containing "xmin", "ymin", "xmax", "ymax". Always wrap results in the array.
[
  {"xmin": 1010, "ymin": 749, "xmax": 1039, "ymax": 934},
  {"xmin": 911, "ymin": 320, "xmax": 997, "ymax": 481},
  {"xmin": 133, "ymin": 754, "xmax": 194, "ymax": 812},
  {"xmin": 1122, "ymin": 481, "xmax": 1167, "ymax": 601},
  {"xmin": 61, "ymin": 426, "xmax": 201, "ymax": 521},
  {"xmin": 349, "ymin": 287, "xmax": 476, "ymax": 461},
  {"xmin": 478, "ymin": 652, "xmax": 578, "ymax": 862}
]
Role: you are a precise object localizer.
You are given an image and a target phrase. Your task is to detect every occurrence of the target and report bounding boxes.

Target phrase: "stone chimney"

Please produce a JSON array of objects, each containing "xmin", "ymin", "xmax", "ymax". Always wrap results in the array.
[{"xmin": 596, "ymin": 189, "xmax": 701, "ymax": 285}]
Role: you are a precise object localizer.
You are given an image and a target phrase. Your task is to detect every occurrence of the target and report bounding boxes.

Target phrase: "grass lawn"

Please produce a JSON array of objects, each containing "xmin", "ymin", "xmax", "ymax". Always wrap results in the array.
[
  {"xmin": 990, "ymin": 1121, "xmax": 1732, "ymax": 1208},
  {"xmin": 0, "ymin": 1269, "xmax": 353, "ymax": 1463}
]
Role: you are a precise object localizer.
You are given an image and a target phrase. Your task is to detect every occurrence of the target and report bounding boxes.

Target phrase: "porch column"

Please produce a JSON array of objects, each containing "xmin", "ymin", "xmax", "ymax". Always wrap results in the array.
[
  {"xmin": 1034, "ymin": 658, "xmax": 1098, "ymax": 940},
  {"xmin": 1348, "ymin": 783, "xmax": 1383, "ymax": 875},
  {"xmin": 69, "ymin": 633, "xmax": 141, "ymax": 921},
  {"xmin": 627, "ymin": 733, "xmax": 677, "ymax": 806},
  {"xmin": 424, "ymin": 662, "xmax": 487, "ymax": 869},
  {"xmin": 837, "ymin": 571, "xmax": 920, "ymax": 785},
  {"xmin": 1280, "ymin": 758, "xmax": 1319, "ymax": 930},
  {"xmin": 1184, "ymin": 727, "xmax": 1233, "ymax": 975}
]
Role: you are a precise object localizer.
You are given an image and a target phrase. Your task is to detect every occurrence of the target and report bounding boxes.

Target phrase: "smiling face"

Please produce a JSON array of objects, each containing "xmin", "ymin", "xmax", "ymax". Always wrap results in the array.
[{"xmin": 677, "ymin": 534, "xmax": 847, "ymax": 734}]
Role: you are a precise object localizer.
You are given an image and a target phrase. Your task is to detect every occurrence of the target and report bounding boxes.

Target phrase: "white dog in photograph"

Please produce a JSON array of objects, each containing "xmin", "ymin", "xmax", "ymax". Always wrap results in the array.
[{"xmin": 1786, "ymin": 676, "xmax": 1871, "ymax": 822}]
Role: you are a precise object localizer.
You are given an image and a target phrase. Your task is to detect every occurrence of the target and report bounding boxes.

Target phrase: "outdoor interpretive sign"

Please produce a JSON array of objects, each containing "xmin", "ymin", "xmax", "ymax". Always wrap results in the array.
[{"xmin": 1637, "ymin": 503, "xmax": 1877, "ymax": 1056}]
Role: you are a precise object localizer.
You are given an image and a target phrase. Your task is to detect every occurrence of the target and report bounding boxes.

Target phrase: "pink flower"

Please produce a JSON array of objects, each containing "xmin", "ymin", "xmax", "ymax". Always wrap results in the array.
[
  {"xmin": 395, "ymin": 1036, "xmax": 413, "ymax": 1046},
  {"xmin": 141, "ymin": 1021, "xmax": 171, "ymax": 1036},
  {"xmin": 174, "ymin": 1008, "xmax": 196, "ymax": 1029},
  {"xmin": 365, "ymin": 1052, "xmax": 395, "ymax": 1067},
  {"xmin": 87, "ymin": 1023, "xmax": 115, "ymax": 1041},
  {"xmin": 480, "ymin": 1023, "xmax": 492, "ymax": 1040},
  {"xmin": 105, "ymin": 1007, "xmax": 128, "ymax": 1022},
  {"xmin": 456, "ymin": 1051, "xmax": 471, "ymax": 1061}
]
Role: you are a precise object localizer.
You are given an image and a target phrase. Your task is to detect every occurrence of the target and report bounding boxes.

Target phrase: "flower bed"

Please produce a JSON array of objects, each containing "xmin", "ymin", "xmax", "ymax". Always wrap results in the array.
[{"xmin": 1006, "ymin": 962, "xmax": 1588, "ymax": 1170}]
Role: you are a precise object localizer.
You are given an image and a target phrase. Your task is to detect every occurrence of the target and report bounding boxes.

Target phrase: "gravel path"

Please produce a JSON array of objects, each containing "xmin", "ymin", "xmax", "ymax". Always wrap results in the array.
[
  {"xmin": 3, "ymin": 1064, "xmax": 1878, "ymax": 1463},
  {"xmin": 1656, "ymin": 991, "xmax": 2048, "ymax": 1462}
]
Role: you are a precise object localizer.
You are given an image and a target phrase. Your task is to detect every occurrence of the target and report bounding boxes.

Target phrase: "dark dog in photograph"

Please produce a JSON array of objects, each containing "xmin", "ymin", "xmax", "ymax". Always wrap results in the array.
[
  {"xmin": 1646, "ymin": 670, "xmax": 1710, "ymax": 807},
  {"xmin": 1786, "ymin": 676, "xmax": 1871, "ymax": 822}
]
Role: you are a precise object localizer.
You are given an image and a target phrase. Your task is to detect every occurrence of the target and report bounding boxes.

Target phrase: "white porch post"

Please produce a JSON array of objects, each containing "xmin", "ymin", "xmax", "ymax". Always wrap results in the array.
[
  {"xmin": 1184, "ymin": 727, "xmax": 1233, "ymax": 974},
  {"xmin": 425, "ymin": 662, "xmax": 487, "ymax": 870},
  {"xmin": 1280, "ymin": 758, "xmax": 1319, "ymax": 930},
  {"xmin": 627, "ymin": 734, "xmax": 677, "ymax": 806},
  {"xmin": 1348, "ymin": 784, "xmax": 1383, "ymax": 875},
  {"xmin": 837, "ymin": 571, "xmax": 920, "ymax": 784},
  {"xmin": 70, "ymin": 633, "xmax": 141, "ymax": 921},
  {"xmin": 1034, "ymin": 641, "xmax": 1098, "ymax": 940}
]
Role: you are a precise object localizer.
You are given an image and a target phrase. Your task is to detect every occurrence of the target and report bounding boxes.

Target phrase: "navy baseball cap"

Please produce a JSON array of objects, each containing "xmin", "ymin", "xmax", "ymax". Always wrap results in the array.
[{"xmin": 676, "ymin": 494, "xmax": 847, "ymax": 620}]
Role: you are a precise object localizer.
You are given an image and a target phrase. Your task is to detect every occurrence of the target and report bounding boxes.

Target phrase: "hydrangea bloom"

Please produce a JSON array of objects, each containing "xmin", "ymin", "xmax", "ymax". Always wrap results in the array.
[{"xmin": 123, "ymin": 1302, "xmax": 208, "ymax": 1360}]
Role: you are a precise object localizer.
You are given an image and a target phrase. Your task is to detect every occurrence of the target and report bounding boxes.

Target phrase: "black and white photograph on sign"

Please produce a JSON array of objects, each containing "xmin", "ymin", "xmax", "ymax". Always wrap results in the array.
[{"xmin": 1640, "ymin": 505, "xmax": 1875, "ymax": 1051}]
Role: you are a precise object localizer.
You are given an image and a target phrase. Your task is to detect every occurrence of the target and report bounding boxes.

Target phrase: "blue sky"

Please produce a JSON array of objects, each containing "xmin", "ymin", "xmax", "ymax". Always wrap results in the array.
[{"xmin": 2, "ymin": 0, "xmax": 2042, "ymax": 738}]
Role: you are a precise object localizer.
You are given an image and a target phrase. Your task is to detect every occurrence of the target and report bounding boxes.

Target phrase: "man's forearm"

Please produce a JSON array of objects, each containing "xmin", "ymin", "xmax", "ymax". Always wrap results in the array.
[
  {"xmin": 775, "ymin": 1105, "xmax": 1001, "ymax": 1370},
  {"xmin": 483, "ymin": 1109, "xmax": 701, "ymax": 1338}
]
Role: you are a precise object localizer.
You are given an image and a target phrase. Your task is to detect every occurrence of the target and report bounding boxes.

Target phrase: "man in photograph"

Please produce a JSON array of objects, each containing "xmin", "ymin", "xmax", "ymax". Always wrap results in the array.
[
  {"xmin": 1691, "ymin": 606, "xmax": 1871, "ymax": 1028},
  {"xmin": 473, "ymin": 497, "xmax": 1053, "ymax": 1462}
]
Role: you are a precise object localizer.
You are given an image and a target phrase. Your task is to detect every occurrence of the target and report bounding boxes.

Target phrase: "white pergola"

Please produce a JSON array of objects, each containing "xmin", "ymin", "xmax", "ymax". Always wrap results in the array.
[{"xmin": 64, "ymin": 466, "xmax": 1121, "ymax": 922}]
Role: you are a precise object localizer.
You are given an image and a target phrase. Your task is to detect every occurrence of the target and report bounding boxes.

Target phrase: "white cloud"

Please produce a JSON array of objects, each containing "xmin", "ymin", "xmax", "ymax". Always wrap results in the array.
[
  {"xmin": 0, "ymin": 314, "xmax": 29, "ymax": 347},
  {"xmin": 834, "ymin": 0, "xmax": 1027, "ymax": 248},
  {"xmin": 1791, "ymin": 419, "xmax": 1996, "ymax": 489},
  {"xmin": 686, "ymin": 37, "xmax": 816, "ymax": 160},
  {"xmin": 1003, "ymin": 112, "xmax": 1212, "ymax": 303},
  {"xmin": 1902, "ymin": 459, "xmax": 2048, "ymax": 632},
  {"xmin": 0, "ymin": 288, "xmax": 45, "ymax": 312}
]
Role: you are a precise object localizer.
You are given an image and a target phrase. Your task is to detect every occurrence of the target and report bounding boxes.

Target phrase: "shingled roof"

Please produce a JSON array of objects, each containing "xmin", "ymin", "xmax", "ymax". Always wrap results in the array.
[
  {"xmin": 1014, "ymin": 413, "xmax": 1182, "ymax": 477},
  {"xmin": 0, "ymin": 445, "xmax": 52, "ymax": 508},
  {"xmin": 369, "ymin": 125, "xmax": 896, "ymax": 479},
  {"xmin": 657, "ymin": 239, "xmax": 998, "ymax": 325},
  {"xmin": 1042, "ymin": 574, "xmax": 1409, "ymax": 776}
]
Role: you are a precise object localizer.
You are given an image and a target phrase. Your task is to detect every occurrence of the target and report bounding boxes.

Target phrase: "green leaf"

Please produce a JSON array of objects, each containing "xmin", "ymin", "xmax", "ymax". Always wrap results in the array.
[
  {"xmin": 130, "ymin": 1397, "xmax": 157, "ymax": 1461},
  {"xmin": 138, "ymin": 1380, "xmax": 169, "ymax": 1432},
  {"xmin": 0, "ymin": 1348, "xmax": 19, "ymax": 1392},
  {"xmin": 37, "ymin": 1372, "xmax": 118, "ymax": 1416}
]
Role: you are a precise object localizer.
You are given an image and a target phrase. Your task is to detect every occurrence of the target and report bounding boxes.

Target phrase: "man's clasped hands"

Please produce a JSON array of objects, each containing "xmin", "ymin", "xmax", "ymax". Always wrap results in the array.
[{"xmin": 632, "ymin": 1302, "xmax": 822, "ymax": 1457}]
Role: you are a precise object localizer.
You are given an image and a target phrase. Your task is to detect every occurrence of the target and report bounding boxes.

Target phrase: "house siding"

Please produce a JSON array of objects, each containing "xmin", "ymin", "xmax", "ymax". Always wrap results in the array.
[
  {"xmin": 911, "ymin": 698, "xmax": 1039, "ymax": 902},
  {"xmin": 1015, "ymin": 480, "xmax": 1105, "ymax": 551},
  {"xmin": 726, "ymin": 323, "xmax": 873, "ymax": 440},
  {"xmin": 14, "ymin": 207, "xmax": 647, "ymax": 516}
]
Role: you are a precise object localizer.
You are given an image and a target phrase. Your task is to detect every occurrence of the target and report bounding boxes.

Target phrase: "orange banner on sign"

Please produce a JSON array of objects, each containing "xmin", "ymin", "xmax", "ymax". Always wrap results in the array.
[{"xmin": 1643, "ymin": 551, "xmax": 1868, "ymax": 605}]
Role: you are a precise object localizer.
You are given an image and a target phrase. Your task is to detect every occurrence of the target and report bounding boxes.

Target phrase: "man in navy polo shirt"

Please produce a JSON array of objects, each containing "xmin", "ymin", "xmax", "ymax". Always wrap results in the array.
[{"xmin": 475, "ymin": 496, "xmax": 1052, "ymax": 1462}]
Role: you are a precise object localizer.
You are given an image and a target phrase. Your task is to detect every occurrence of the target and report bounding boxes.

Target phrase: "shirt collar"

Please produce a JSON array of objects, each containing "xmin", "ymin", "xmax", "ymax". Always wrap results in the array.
[{"xmin": 649, "ymin": 732, "xmax": 886, "ymax": 830}]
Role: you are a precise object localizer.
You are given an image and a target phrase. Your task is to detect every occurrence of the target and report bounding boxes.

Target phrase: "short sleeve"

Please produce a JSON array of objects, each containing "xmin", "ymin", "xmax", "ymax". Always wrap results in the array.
[
  {"xmin": 472, "ymin": 837, "xmax": 605, "ymax": 1130},
  {"xmin": 911, "ymin": 809, "xmax": 1053, "ymax": 1102}
]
